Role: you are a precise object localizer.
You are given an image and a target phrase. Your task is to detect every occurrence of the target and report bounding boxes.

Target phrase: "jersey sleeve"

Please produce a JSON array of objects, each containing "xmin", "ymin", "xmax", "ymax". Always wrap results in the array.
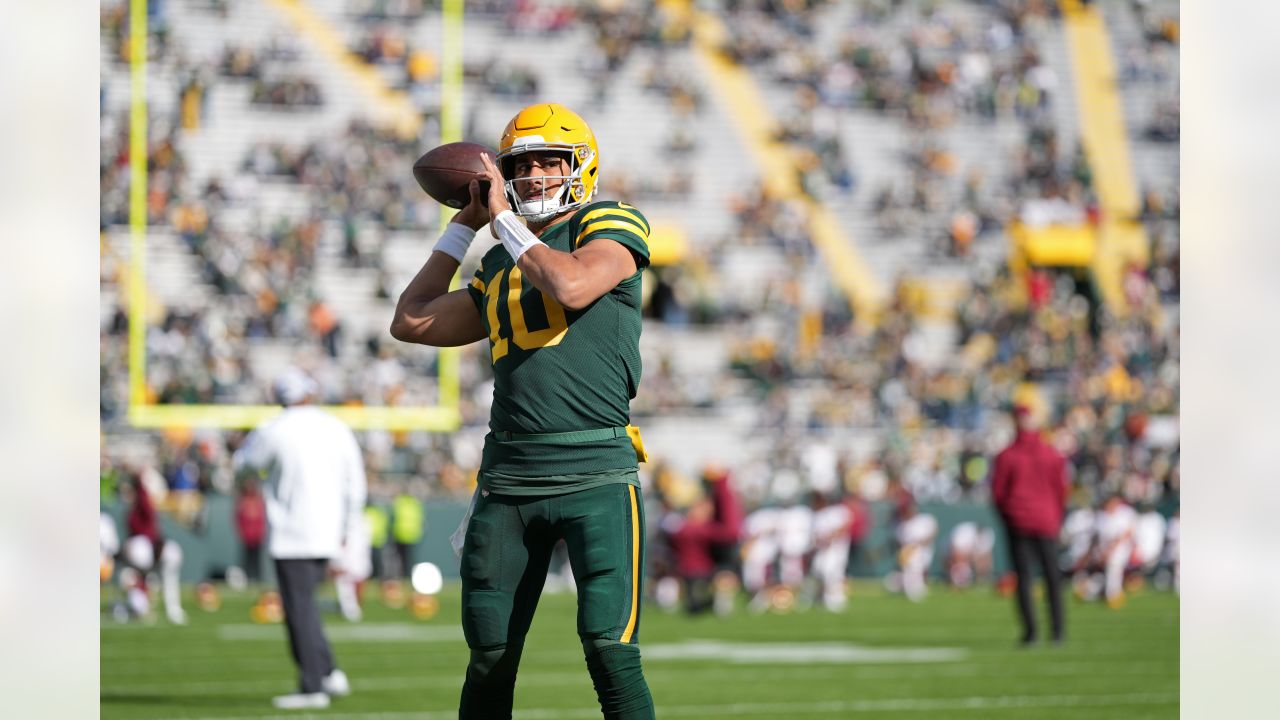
[
  {"xmin": 466, "ymin": 260, "xmax": 486, "ymax": 312},
  {"xmin": 572, "ymin": 201, "xmax": 651, "ymax": 270}
]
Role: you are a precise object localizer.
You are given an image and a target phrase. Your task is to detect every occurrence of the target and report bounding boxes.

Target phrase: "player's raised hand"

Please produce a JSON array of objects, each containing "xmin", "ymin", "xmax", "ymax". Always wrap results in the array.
[
  {"xmin": 450, "ymin": 174, "xmax": 488, "ymax": 229},
  {"xmin": 479, "ymin": 153, "xmax": 512, "ymax": 220},
  {"xmin": 451, "ymin": 179, "xmax": 490, "ymax": 231}
]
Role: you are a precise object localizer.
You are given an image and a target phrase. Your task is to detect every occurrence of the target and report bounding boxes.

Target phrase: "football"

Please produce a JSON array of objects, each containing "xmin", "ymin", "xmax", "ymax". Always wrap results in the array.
[{"xmin": 412, "ymin": 141, "xmax": 497, "ymax": 209}]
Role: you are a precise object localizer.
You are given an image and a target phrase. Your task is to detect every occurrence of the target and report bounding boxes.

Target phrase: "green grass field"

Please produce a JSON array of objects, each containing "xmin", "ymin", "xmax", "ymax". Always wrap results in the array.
[{"xmin": 101, "ymin": 581, "xmax": 1178, "ymax": 719}]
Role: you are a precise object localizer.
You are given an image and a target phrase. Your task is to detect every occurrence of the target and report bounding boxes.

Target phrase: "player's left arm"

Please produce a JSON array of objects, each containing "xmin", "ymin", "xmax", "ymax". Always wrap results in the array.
[{"xmin": 517, "ymin": 240, "xmax": 637, "ymax": 311}]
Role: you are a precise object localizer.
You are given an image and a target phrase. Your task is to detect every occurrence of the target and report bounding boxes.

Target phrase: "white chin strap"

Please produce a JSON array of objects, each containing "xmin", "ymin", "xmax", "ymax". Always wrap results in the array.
[
  {"xmin": 515, "ymin": 196, "xmax": 565, "ymax": 223},
  {"xmin": 509, "ymin": 179, "xmax": 571, "ymax": 222}
]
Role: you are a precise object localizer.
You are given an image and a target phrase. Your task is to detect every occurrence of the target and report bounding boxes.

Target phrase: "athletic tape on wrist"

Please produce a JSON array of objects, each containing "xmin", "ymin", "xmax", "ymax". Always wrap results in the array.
[
  {"xmin": 494, "ymin": 210, "xmax": 541, "ymax": 261},
  {"xmin": 434, "ymin": 222, "xmax": 477, "ymax": 263}
]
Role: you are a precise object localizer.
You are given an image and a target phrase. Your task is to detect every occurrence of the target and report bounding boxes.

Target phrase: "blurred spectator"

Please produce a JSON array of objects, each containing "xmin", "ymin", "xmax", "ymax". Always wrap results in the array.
[{"xmin": 250, "ymin": 76, "xmax": 324, "ymax": 108}]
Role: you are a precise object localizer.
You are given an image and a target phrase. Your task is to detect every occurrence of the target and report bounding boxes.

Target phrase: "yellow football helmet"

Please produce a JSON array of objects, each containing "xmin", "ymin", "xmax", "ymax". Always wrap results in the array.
[{"xmin": 497, "ymin": 103, "xmax": 599, "ymax": 221}]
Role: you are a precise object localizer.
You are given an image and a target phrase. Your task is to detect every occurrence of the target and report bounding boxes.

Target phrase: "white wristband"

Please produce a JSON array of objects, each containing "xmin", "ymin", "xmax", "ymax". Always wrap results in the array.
[
  {"xmin": 493, "ymin": 210, "xmax": 541, "ymax": 262},
  {"xmin": 434, "ymin": 222, "xmax": 477, "ymax": 263}
]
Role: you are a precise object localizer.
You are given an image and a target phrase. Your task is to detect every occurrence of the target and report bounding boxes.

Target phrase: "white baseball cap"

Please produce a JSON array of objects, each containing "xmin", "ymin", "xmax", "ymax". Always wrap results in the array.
[{"xmin": 273, "ymin": 367, "xmax": 319, "ymax": 406}]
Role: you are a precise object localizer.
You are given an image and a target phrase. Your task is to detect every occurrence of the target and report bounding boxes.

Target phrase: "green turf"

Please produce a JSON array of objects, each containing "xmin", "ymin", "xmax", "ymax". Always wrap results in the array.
[{"xmin": 101, "ymin": 581, "xmax": 1178, "ymax": 719}]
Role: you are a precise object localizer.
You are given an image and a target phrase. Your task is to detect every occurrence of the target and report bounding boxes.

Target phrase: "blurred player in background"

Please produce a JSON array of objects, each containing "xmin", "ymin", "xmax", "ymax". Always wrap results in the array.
[
  {"xmin": 808, "ymin": 492, "xmax": 853, "ymax": 611},
  {"xmin": 741, "ymin": 505, "xmax": 781, "ymax": 613},
  {"xmin": 892, "ymin": 496, "xmax": 938, "ymax": 603},
  {"xmin": 120, "ymin": 471, "xmax": 188, "ymax": 625},
  {"xmin": 1161, "ymin": 508, "xmax": 1180, "ymax": 594},
  {"xmin": 842, "ymin": 488, "xmax": 874, "ymax": 580},
  {"xmin": 776, "ymin": 497, "xmax": 814, "ymax": 604},
  {"xmin": 234, "ymin": 367, "xmax": 367, "ymax": 709},
  {"xmin": 1094, "ymin": 493, "xmax": 1138, "ymax": 608},
  {"xmin": 1132, "ymin": 504, "xmax": 1168, "ymax": 586},
  {"xmin": 945, "ymin": 521, "xmax": 996, "ymax": 589},
  {"xmin": 331, "ymin": 504, "xmax": 373, "ymax": 622},
  {"xmin": 1060, "ymin": 502, "xmax": 1098, "ymax": 582},
  {"xmin": 992, "ymin": 403, "xmax": 1070, "ymax": 645},
  {"xmin": 100, "ymin": 511, "xmax": 123, "ymax": 621},
  {"xmin": 390, "ymin": 103, "xmax": 656, "ymax": 719}
]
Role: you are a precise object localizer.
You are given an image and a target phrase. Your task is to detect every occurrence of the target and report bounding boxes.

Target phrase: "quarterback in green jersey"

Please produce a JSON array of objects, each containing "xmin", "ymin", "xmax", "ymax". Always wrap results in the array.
[{"xmin": 390, "ymin": 104, "xmax": 655, "ymax": 720}]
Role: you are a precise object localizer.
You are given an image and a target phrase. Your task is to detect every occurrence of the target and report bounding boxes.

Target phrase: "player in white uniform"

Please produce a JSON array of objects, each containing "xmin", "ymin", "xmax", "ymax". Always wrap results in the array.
[
  {"xmin": 331, "ymin": 508, "xmax": 373, "ymax": 622},
  {"xmin": 895, "ymin": 506, "xmax": 938, "ymax": 602},
  {"xmin": 1133, "ymin": 509, "xmax": 1168, "ymax": 575},
  {"xmin": 1095, "ymin": 495, "xmax": 1138, "ymax": 607},
  {"xmin": 1162, "ymin": 511, "xmax": 1179, "ymax": 594},
  {"xmin": 101, "ymin": 512, "xmax": 124, "ymax": 621},
  {"xmin": 1060, "ymin": 506, "xmax": 1097, "ymax": 577},
  {"xmin": 809, "ymin": 495, "xmax": 853, "ymax": 611},
  {"xmin": 741, "ymin": 507, "xmax": 780, "ymax": 612},
  {"xmin": 776, "ymin": 503, "xmax": 815, "ymax": 591},
  {"xmin": 945, "ymin": 521, "xmax": 995, "ymax": 589}
]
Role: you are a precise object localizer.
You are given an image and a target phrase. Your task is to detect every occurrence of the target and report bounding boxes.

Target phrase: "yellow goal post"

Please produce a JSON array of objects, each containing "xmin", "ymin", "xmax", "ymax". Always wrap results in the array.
[{"xmin": 125, "ymin": 0, "xmax": 467, "ymax": 432}]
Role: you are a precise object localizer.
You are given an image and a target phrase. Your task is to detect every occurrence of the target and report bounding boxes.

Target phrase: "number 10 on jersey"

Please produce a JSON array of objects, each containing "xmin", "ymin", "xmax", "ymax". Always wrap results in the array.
[{"xmin": 483, "ymin": 267, "xmax": 568, "ymax": 363}]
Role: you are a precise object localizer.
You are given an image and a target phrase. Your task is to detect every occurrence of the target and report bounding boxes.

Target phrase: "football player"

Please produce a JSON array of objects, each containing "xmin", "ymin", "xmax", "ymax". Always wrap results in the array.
[
  {"xmin": 808, "ymin": 492, "xmax": 853, "ymax": 611},
  {"xmin": 390, "ymin": 104, "xmax": 655, "ymax": 719}
]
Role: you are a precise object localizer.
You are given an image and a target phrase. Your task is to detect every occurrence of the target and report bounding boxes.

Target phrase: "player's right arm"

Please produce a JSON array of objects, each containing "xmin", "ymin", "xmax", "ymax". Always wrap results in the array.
[
  {"xmin": 390, "ymin": 266, "xmax": 484, "ymax": 346},
  {"xmin": 390, "ymin": 181, "xmax": 488, "ymax": 347}
]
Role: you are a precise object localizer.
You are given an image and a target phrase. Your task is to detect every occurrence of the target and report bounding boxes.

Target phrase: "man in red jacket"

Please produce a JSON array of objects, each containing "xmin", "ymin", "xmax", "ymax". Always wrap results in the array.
[
  {"xmin": 992, "ymin": 404, "xmax": 1070, "ymax": 645},
  {"xmin": 663, "ymin": 471, "xmax": 742, "ymax": 615},
  {"xmin": 236, "ymin": 477, "xmax": 268, "ymax": 584}
]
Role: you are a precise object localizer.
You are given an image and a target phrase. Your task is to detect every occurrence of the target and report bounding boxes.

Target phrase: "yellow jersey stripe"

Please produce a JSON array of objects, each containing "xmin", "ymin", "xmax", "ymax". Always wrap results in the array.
[
  {"xmin": 575, "ymin": 220, "xmax": 648, "ymax": 249},
  {"xmin": 469, "ymin": 276, "xmax": 485, "ymax": 293},
  {"xmin": 579, "ymin": 206, "xmax": 651, "ymax": 235},
  {"xmin": 620, "ymin": 484, "xmax": 641, "ymax": 644}
]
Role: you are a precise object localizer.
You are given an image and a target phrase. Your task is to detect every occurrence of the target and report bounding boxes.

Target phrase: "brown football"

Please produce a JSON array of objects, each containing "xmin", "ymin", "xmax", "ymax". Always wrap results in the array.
[{"xmin": 412, "ymin": 141, "xmax": 496, "ymax": 209}]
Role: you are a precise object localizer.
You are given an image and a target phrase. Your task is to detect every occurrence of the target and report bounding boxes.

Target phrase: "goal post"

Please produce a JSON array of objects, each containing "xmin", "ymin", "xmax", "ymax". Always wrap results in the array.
[{"xmin": 124, "ymin": 0, "xmax": 467, "ymax": 432}]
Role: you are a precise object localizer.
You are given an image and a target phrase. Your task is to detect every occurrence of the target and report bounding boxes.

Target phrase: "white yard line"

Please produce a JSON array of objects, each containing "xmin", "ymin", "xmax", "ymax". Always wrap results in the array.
[
  {"xmin": 151, "ymin": 691, "xmax": 1178, "ymax": 720},
  {"xmin": 110, "ymin": 662, "xmax": 1175, "ymax": 697}
]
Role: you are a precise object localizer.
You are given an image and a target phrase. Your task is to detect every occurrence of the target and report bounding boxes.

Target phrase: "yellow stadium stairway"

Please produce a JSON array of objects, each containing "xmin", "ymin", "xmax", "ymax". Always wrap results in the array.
[
  {"xmin": 1060, "ymin": 0, "xmax": 1150, "ymax": 312},
  {"xmin": 659, "ymin": 0, "xmax": 887, "ymax": 321}
]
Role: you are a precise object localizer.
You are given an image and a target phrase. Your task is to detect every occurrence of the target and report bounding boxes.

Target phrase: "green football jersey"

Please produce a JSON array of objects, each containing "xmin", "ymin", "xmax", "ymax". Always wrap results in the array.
[{"xmin": 467, "ymin": 200, "xmax": 652, "ymax": 494}]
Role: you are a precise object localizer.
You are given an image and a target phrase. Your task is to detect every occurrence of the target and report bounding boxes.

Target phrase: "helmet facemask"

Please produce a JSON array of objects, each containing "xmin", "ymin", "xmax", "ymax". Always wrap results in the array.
[{"xmin": 500, "ymin": 143, "xmax": 595, "ymax": 223}]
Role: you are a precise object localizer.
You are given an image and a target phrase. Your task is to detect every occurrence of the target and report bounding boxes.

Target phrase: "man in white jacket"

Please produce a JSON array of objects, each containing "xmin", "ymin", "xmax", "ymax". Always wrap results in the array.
[{"xmin": 234, "ymin": 367, "xmax": 368, "ymax": 710}]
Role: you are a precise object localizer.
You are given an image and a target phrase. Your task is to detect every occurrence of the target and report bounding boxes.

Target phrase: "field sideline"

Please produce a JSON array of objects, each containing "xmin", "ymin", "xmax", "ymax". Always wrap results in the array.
[{"xmin": 101, "ymin": 581, "xmax": 1178, "ymax": 719}]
